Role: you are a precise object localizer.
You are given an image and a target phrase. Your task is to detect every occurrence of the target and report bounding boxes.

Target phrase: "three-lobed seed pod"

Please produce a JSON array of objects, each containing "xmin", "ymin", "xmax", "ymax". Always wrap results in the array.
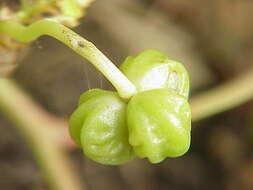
[{"xmin": 69, "ymin": 49, "xmax": 191, "ymax": 165}]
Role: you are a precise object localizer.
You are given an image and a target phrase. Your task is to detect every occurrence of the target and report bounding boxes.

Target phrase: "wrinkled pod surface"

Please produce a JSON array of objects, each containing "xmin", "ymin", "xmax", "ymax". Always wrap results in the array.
[{"xmin": 69, "ymin": 49, "xmax": 191, "ymax": 165}]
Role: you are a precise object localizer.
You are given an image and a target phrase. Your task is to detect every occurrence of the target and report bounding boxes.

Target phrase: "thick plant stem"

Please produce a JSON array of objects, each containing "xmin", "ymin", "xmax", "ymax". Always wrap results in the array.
[
  {"xmin": 191, "ymin": 67, "xmax": 253, "ymax": 121},
  {"xmin": 0, "ymin": 19, "xmax": 136, "ymax": 99},
  {"xmin": 0, "ymin": 78, "xmax": 85, "ymax": 190}
]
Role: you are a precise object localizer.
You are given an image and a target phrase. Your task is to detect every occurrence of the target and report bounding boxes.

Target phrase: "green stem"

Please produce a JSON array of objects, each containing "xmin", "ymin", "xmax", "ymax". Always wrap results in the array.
[
  {"xmin": 0, "ymin": 78, "xmax": 85, "ymax": 190},
  {"xmin": 190, "ymin": 67, "xmax": 253, "ymax": 121},
  {"xmin": 0, "ymin": 19, "xmax": 137, "ymax": 99}
]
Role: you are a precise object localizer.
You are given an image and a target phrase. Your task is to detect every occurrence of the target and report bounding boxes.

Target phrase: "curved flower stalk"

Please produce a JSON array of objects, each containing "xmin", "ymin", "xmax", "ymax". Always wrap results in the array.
[{"xmin": 0, "ymin": 19, "xmax": 137, "ymax": 98}]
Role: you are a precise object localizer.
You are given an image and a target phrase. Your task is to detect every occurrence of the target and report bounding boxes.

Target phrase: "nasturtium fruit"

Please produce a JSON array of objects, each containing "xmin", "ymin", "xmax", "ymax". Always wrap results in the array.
[{"xmin": 69, "ymin": 49, "xmax": 191, "ymax": 165}]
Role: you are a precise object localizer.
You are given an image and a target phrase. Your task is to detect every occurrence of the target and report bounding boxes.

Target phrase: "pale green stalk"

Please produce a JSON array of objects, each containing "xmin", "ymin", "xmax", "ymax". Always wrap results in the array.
[
  {"xmin": 0, "ymin": 19, "xmax": 137, "ymax": 99},
  {"xmin": 190, "ymin": 67, "xmax": 253, "ymax": 121},
  {"xmin": 0, "ymin": 78, "xmax": 85, "ymax": 190}
]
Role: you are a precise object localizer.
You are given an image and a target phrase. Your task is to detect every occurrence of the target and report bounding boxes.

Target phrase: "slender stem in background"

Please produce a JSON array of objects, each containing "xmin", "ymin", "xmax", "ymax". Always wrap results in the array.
[
  {"xmin": 190, "ymin": 67, "xmax": 253, "ymax": 121},
  {"xmin": 0, "ymin": 19, "xmax": 136, "ymax": 99},
  {"xmin": 0, "ymin": 78, "xmax": 84, "ymax": 190}
]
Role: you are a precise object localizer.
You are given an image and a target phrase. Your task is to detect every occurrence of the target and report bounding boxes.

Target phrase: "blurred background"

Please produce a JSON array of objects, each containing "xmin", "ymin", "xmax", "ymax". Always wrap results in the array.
[{"xmin": 1, "ymin": 0, "xmax": 253, "ymax": 189}]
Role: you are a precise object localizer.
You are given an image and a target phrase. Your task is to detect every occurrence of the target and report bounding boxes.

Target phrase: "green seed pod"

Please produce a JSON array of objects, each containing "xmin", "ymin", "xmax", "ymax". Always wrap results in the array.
[
  {"xmin": 120, "ymin": 49, "xmax": 189, "ymax": 98},
  {"xmin": 69, "ymin": 50, "xmax": 191, "ymax": 165},
  {"xmin": 69, "ymin": 89, "xmax": 134, "ymax": 165},
  {"xmin": 127, "ymin": 89, "xmax": 191, "ymax": 163}
]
